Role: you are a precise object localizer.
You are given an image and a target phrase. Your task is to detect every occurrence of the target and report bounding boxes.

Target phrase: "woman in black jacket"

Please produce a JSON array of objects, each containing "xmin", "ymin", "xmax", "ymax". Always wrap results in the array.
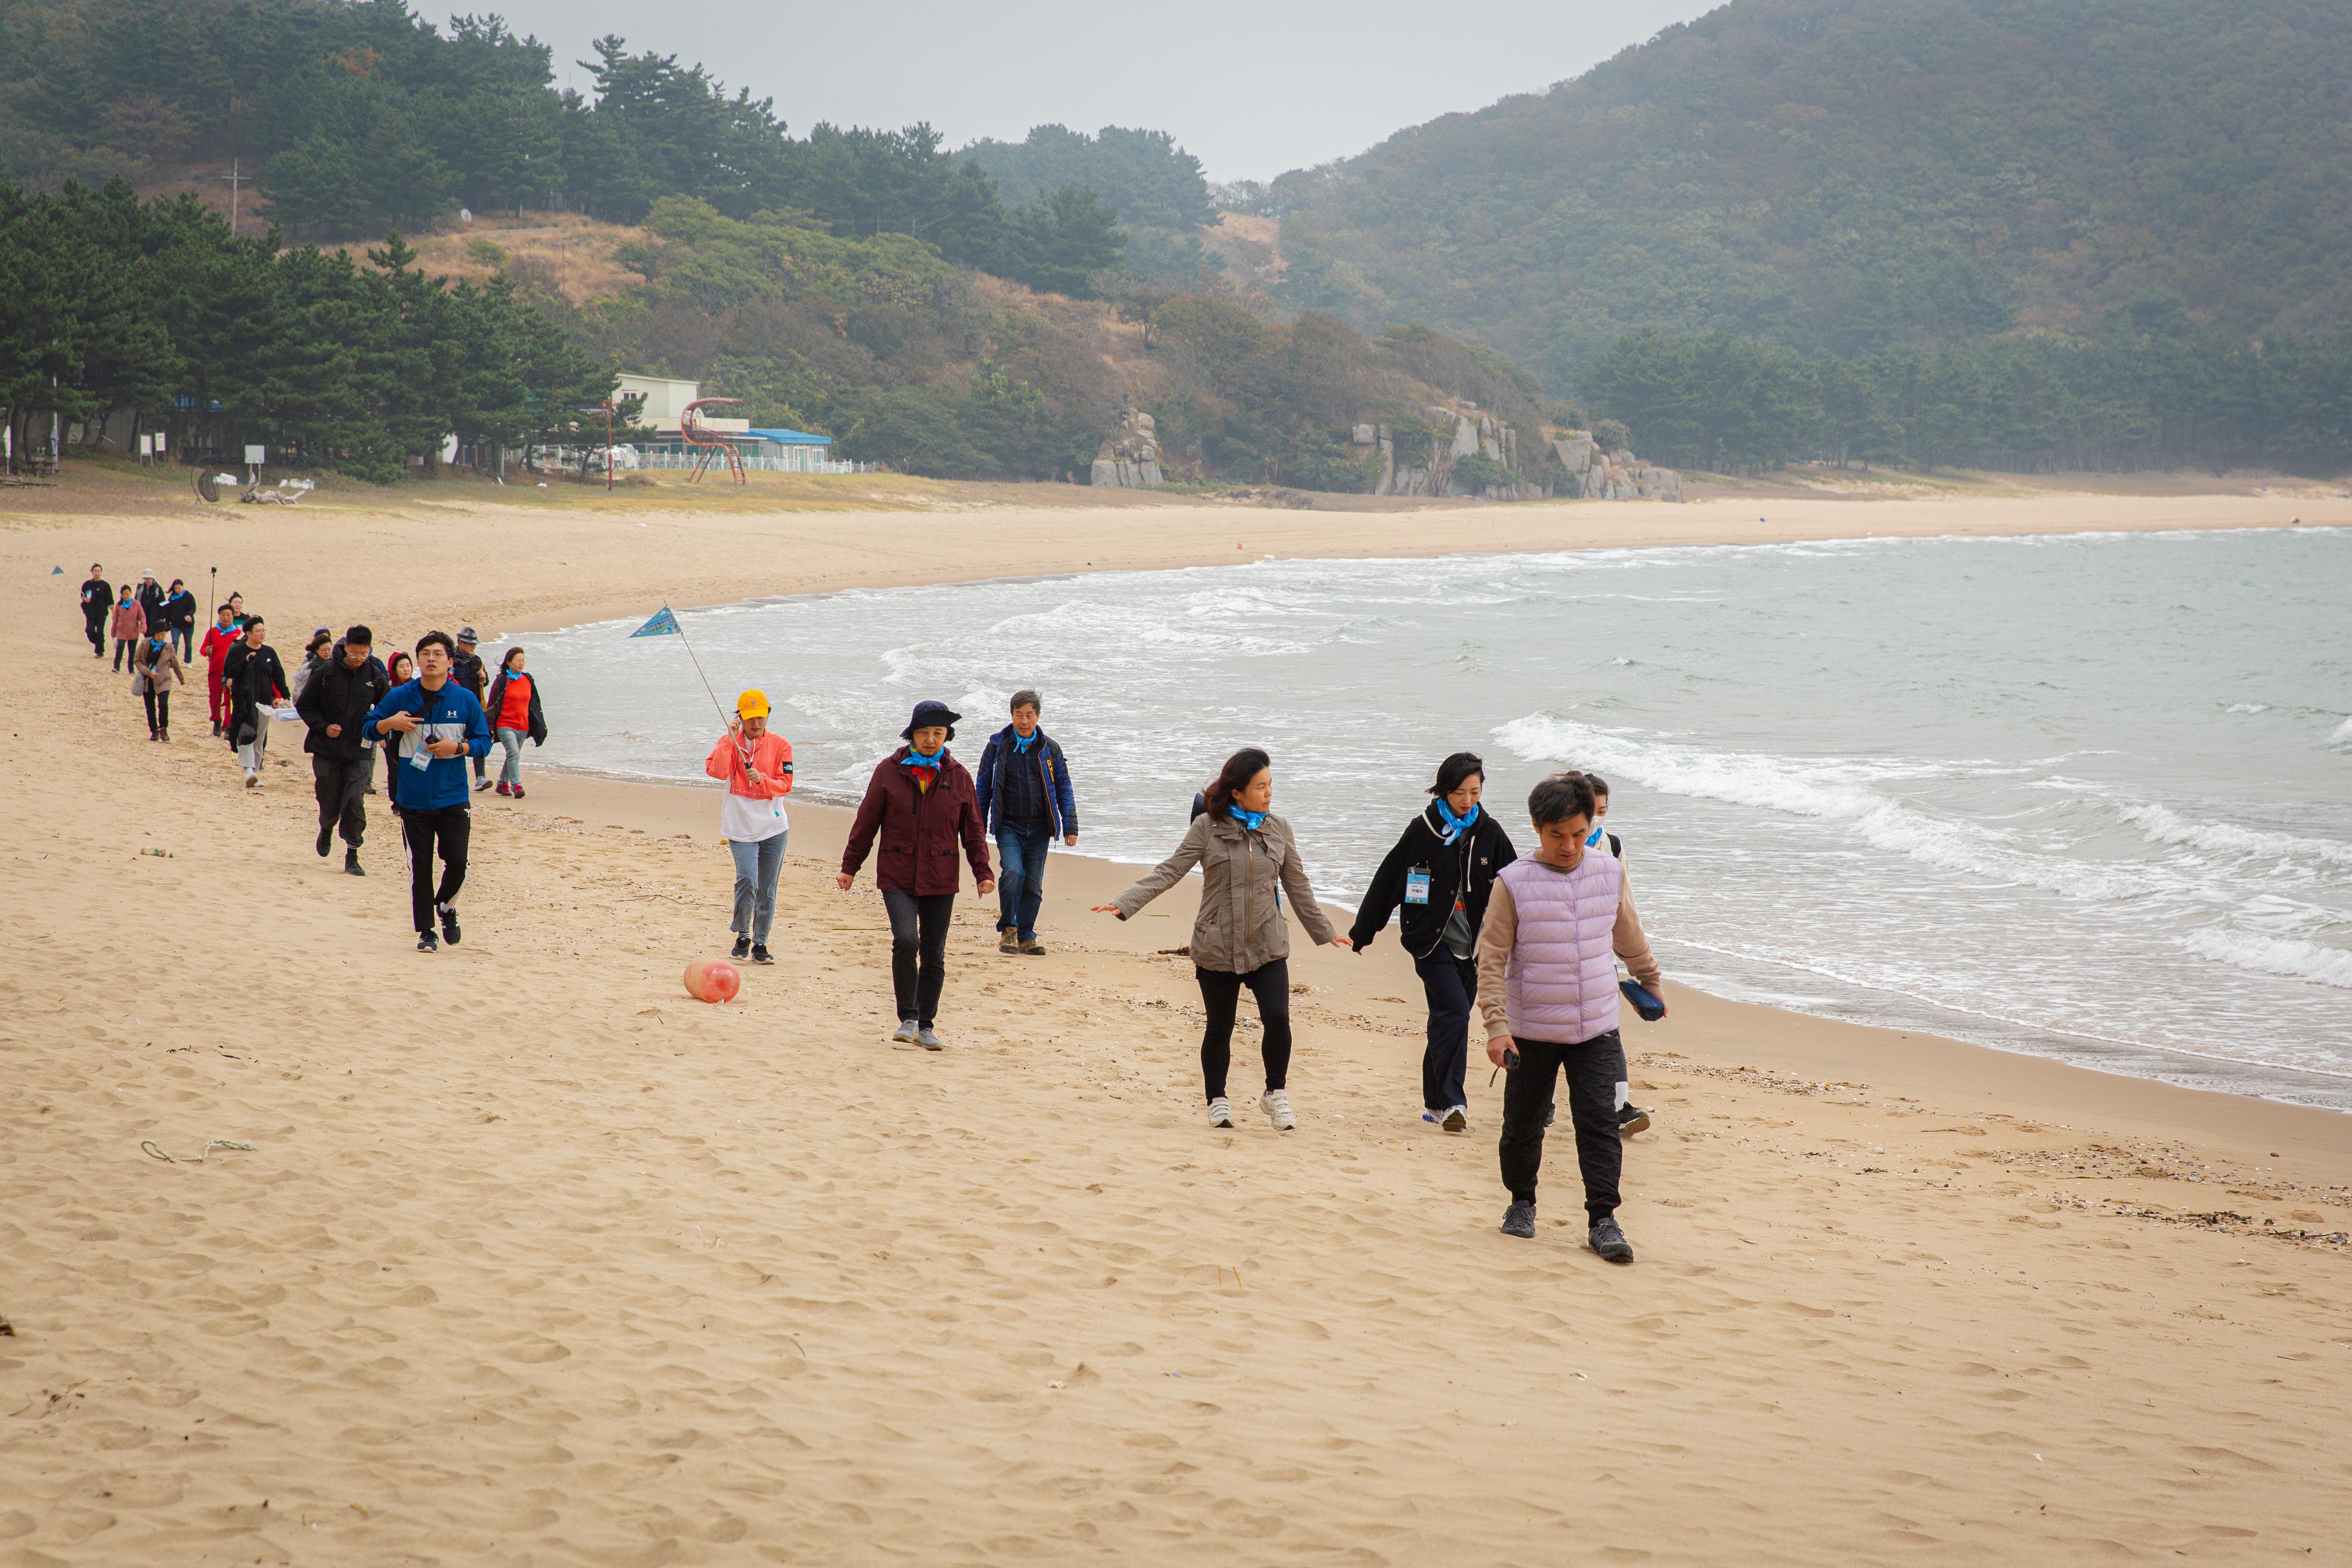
[{"xmin": 1348, "ymin": 751, "xmax": 1517, "ymax": 1132}]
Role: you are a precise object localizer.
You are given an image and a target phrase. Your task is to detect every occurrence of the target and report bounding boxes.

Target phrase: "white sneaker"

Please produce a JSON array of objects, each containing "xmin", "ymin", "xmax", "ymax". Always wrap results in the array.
[
  {"xmin": 1206, "ymin": 1096, "xmax": 1234, "ymax": 1128},
  {"xmin": 244, "ymin": 771, "xmax": 259, "ymax": 788},
  {"xmin": 1261, "ymin": 1090, "xmax": 1296, "ymax": 1131},
  {"xmin": 1442, "ymin": 1104, "xmax": 1468, "ymax": 1133}
]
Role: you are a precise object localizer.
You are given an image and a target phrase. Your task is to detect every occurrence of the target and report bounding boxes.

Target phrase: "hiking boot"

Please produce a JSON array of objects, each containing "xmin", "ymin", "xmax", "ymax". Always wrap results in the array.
[
  {"xmin": 317, "ymin": 824, "xmax": 333, "ymax": 857},
  {"xmin": 1441, "ymin": 1104, "xmax": 1468, "ymax": 1133},
  {"xmin": 890, "ymin": 1019, "xmax": 921, "ymax": 1045},
  {"xmin": 731, "ymin": 935, "xmax": 751, "ymax": 961},
  {"xmin": 750, "ymin": 944, "xmax": 773, "ymax": 965},
  {"xmin": 1000, "ymin": 935, "xmax": 1019, "ymax": 954},
  {"xmin": 1501, "ymin": 1202, "xmax": 1537, "ymax": 1240},
  {"xmin": 1261, "ymin": 1090, "xmax": 1296, "ymax": 1131},
  {"xmin": 1589, "ymin": 1216, "xmax": 1635, "ymax": 1264},
  {"xmin": 417, "ymin": 930, "xmax": 439, "ymax": 953},
  {"xmin": 915, "ymin": 1025, "xmax": 945, "ymax": 1051},
  {"xmin": 344, "ymin": 848, "xmax": 364, "ymax": 877},
  {"xmin": 1206, "ymin": 1096, "xmax": 1235, "ymax": 1129},
  {"xmin": 1019, "ymin": 938, "xmax": 1047, "ymax": 956},
  {"xmin": 437, "ymin": 904, "xmax": 461, "ymax": 945},
  {"xmin": 1617, "ymin": 1103, "xmax": 1652, "ymax": 1138}
]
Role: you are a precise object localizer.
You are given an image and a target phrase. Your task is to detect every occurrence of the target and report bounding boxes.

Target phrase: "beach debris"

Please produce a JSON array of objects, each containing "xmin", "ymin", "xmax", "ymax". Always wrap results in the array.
[
  {"xmin": 683, "ymin": 958, "xmax": 740, "ymax": 1003},
  {"xmin": 0, "ymin": 1314, "xmax": 13, "ymax": 1336},
  {"xmin": 140, "ymin": 847, "xmax": 173, "ymax": 858},
  {"xmin": 141, "ymin": 1138, "xmax": 257, "ymax": 1164}
]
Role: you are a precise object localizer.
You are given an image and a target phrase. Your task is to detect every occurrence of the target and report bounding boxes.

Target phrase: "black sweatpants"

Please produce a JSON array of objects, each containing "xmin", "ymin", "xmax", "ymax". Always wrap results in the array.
[
  {"xmin": 398, "ymin": 804, "xmax": 470, "ymax": 934},
  {"xmin": 85, "ymin": 613, "xmax": 107, "ymax": 656},
  {"xmin": 141, "ymin": 688, "xmax": 170, "ymax": 734},
  {"xmin": 1497, "ymin": 1028, "xmax": 1627, "ymax": 1219},
  {"xmin": 881, "ymin": 889, "xmax": 953, "ymax": 1026},
  {"xmin": 314, "ymin": 754, "xmax": 372, "ymax": 847},
  {"xmin": 1196, "ymin": 959, "xmax": 1292, "ymax": 1103}
]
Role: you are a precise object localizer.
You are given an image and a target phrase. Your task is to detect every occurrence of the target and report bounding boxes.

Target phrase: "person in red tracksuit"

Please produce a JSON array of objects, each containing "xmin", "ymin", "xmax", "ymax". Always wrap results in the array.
[
  {"xmin": 838, "ymin": 700, "xmax": 994, "ymax": 1051},
  {"xmin": 199, "ymin": 602, "xmax": 241, "ymax": 736}
]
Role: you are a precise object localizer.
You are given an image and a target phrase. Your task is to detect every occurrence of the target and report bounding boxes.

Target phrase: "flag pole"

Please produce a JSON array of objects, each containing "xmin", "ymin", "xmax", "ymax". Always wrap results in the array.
[
  {"xmin": 673, "ymin": 619, "xmax": 730, "ymax": 725},
  {"xmin": 634, "ymin": 604, "xmax": 731, "ymax": 726}
]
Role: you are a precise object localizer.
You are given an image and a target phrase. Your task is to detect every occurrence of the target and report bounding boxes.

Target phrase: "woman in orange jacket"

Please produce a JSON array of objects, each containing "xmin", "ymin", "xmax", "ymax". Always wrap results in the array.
[{"xmin": 705, "ymin": 688, "xmax": 794, "ymax": 965}]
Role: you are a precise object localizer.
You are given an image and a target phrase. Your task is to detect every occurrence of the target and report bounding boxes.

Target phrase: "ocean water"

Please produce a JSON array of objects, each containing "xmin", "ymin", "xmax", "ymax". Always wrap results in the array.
[{"xmin": 518, "ymin": 528, "xmax": 2352, "ymax": 1109}]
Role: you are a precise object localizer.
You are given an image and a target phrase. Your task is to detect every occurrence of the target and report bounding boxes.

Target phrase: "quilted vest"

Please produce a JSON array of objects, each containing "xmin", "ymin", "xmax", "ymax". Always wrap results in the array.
[{"xmin": 1497, "ymin": 851, "xmax": 1622, "ymax": 1044}]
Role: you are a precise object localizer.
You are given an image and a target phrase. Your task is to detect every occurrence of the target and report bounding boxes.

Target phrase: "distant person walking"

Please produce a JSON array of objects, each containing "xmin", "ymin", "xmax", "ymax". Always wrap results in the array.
[
  {"xmin": 364, "ymin": 632, "xmax": 492, "ymax": 952},
  {"xmin": 297, "ymin": 625, "xmax": 390, "ymax": 877},
  {"xmin": 377, "ymin": 651, "xmax": 413, "ymax": 795},
  {"xmin": 290, "ymin": 628, "xmax": 332, "ymax": 702},
  {"xmin": 108, "ymin": 585, "xmax": 145, "ymax": 671},
  {"xmin": 1349, "ymin": 751, "xmax": 1518, "ymax": 1133},
  {"xmin": 1095, "ymin": 748, "xmax": 1351, "ymax": 1130},
  {"xmin": 200, "ymin": 604, "xmax": 240, "ymax": 735},
  {"xmin": 973, "ymin": 688, "xmax": 1079, "ymax": 955},
  {"xmin": 80, "ymin": 565, "xmax": 112, "ymax": 657},
  {"xmin": 483, "ymin": 647, "xmax": 546, "ymax": 797},
  {"xmin": 134, "ymin": 571, "xmax": 165, "ymax": 631},
  {"xmin": 1480, "ymin": 771, "xmax": 1665, "ymax": 1263},
  {"xmin": 220, "ymin": 615, "xmax": 289, "ymax": 788},
  {"xmin": 451, "ymin": 626, "xmax": 493, "ymax": 793},
  {"xmin": 162, "ymin": 579, "xmax": 197, "ymax": 661},
  {"xmin": 706, "ymin": 689, "xmax": 793, "ymax": 965},
  {"xmin": 130, "ymin": 623, "xmax": 186, "ymax": 741},
  {"xmin": 838, "ymin": 700, "xmax": 994, "ymax": 1049}
]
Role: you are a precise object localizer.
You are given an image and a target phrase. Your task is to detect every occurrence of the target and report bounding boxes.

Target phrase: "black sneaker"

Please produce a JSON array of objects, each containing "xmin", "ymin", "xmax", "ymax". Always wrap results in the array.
[
  {"xmin": 316, "ymin": 824, "xmax": 333, "ymax": 857},
  {"xmin": 437, "ymin": 904, "xmax": 461, "ymax": 945},
  {"xmin": 417, "ymin": 930, "xmax": 439, "ymax": 953},
  {"xmin": 1501, "ymin": 1202, "xmax": 1537, "ymax": 1239},
  {"xmin": 1589, "ymin": 1216, "xmax": 1635, "ymax": 1264},
  {"xmin": 344, "ymin": 848, "xmax": 365, "ymax": 877},
  {"xmin": 1617, "ymin": 1103, "xmax": 1652, "ymax": 1137},
  {"xmin": 750, "ymin": 943, "xmax": 773, "ymax": 965},
  {"xmin": 731, "ymin": 935, "xmax": 751, "ymax": 961}
]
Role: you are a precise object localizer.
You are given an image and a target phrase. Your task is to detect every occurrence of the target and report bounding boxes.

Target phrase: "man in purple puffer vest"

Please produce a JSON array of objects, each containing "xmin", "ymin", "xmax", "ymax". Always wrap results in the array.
[{"xmin": 1478, "ymin": 770, "xmax": 1666, "ymax": 1262}]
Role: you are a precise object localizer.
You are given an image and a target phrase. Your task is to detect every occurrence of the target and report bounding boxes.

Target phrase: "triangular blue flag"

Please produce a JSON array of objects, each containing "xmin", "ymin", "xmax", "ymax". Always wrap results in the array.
[
  {"xmin": 629, "ymin": 606, "xmax": 682, "ymax": 638},
  {"xmin": 52, "ymin": 566, "xmax": 64, "ymax": 574}
]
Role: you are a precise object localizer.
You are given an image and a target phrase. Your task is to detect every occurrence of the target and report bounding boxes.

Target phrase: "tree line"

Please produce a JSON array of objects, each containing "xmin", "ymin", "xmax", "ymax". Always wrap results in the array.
[
  {"xmin": 1582, "ymin": 299, "xmax": 2352, "ymax": 476},
  {"xmin": 0, "ymin": 179, "xmax": 616, "ymax": 478},
  {"xmin": 0, "ymin": 0, "xmax": 1133, "ymax": 299}
]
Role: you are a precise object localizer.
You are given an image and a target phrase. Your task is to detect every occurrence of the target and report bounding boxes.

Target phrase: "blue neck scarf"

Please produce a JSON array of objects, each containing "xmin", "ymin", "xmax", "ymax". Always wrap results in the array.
[
  {"xmin": 1586, "ymin": 820, "xmax": 1607, "ymax": 849},
  {"xmin": 1434, "ymin": 798, "xmax": 1480, "ymax": 843},
  {"xmin": 1010, "ymin": 730, "xmax": 1036, "ymax": 754},
  {"xmin": 903, "ymin": 745, "xmax": 944, "ymax": 771},
  {"xmin": 1228, "ymin": 805, "xmax": 1268, "ymax": 832}
]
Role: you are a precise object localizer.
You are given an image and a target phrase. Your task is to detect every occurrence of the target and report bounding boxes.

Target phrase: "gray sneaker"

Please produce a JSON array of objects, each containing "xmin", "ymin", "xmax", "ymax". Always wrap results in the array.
[
  {"xmin": 890, "ymin": 1019, "xmax": 921, "ymax": 1044},
  {"xmin": 915, "ymin": 1025, "xmax": 945, "ymax": 1051},
  {"xmin": 1589, "ymin": 1216, "xmax": 1635, "ymax": 1264},
  {"xmin": 1500, "ymin": 1202, "xmax": 1537, "ymax": 1239}
]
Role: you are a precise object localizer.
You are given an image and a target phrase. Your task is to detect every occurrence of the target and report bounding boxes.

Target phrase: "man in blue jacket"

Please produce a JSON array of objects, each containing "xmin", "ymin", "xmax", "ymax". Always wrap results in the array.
[
  {"xmin": 364, "ymin": 630, "xmax": 493, "ymax": 952},
  {"xmin": 973, "ymin": 688, "xmax": 1079, "ymax": 955}
]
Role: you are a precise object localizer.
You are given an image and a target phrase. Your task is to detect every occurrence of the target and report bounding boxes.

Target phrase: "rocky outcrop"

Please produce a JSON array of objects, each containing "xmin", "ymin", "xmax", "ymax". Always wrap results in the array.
[
  {"xmin": 1376, "ymin": 403, "xmax": 1545, "ymax": 499},
  {"xmin": 1551, "ymin": 429, "xmax": 1682, "ymax": 501},
  {"xmin": 1090, "ymin": 409, "xmax": 1163, "ymax": 488}
]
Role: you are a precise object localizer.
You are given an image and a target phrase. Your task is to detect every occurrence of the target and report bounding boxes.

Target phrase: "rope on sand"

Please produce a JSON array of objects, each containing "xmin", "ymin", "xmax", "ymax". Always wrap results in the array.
[{"xmin": 141, "ymin": 1138, "xmax": 257, "ymax": 1164}]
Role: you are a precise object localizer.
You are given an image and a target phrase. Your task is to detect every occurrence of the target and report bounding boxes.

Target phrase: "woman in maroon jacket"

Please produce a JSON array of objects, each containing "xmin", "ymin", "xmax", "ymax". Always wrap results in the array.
[{"xmin": 839, "ymin": 700, "xmax": 995, "ymax": 1049}]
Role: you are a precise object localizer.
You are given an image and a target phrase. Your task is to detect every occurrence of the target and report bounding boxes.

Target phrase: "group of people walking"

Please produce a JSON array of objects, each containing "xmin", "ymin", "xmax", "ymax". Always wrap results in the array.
[{"xmin": 77, "ymin": 571, "xmax": 551, "ymax": 952}]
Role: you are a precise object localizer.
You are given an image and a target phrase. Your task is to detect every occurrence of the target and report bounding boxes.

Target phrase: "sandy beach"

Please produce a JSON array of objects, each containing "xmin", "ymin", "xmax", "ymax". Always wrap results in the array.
[{"xmin": 4, "ymin": 487, "xmax": 2349, "ymax": 1565}]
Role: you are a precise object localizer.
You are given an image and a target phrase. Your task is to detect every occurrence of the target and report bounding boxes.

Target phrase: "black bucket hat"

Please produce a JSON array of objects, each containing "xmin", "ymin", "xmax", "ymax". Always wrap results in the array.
[{"xmin": 901, "ymin": 699, "xmax": 961, "ymax": 742}]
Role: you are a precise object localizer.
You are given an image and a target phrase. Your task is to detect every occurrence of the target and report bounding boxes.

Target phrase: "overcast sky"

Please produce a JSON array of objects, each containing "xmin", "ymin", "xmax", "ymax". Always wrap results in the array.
[{"xmin": 479, "ymin": 0, "xmax": 1719, "ymax": 183}]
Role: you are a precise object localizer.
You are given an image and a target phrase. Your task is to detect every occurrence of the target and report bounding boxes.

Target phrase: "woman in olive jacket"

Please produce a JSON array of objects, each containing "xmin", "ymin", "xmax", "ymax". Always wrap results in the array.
[
  {"xmin": 1095, "ymin": 747, "xmax": 1351, "ymax": 1131},
  {"xmin": 1348, "ymin": 751, "xmax": 1518, "ymax": 1133}
]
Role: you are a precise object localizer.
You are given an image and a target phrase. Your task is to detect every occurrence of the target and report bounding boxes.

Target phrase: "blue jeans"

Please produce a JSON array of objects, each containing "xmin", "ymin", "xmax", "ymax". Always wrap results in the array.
[
  {"xmin": 496, "ymin": 727, "xmax": 526, "ymax": 787},
  {"xmin": 994, "ymin": 820, "xmax": 1051, "ymax": 940},
  {"xmin": 1415, "ymin": 947, "xmax": 1478, "ymax": 1112},
  {"xmin": 727, "ymin": 831, "xmax": 787, "ymax": 943}
]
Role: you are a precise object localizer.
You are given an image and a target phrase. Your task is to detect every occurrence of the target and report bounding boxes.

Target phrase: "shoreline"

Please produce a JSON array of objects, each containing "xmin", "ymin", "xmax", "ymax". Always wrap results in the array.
[{"xmin": 7, "ymin": 493, "xmax": 2349, "ymax": 1564}]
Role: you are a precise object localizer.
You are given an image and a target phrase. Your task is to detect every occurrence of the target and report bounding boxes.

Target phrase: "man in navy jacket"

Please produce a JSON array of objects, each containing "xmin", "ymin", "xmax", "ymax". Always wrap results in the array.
[
  {"xmin": 973, "ymin": 688, "xmax": 1079, "ymax": 955},
  {"xmin": 364, "ymin": 630, "xmax": 493, "ymax": 951}
]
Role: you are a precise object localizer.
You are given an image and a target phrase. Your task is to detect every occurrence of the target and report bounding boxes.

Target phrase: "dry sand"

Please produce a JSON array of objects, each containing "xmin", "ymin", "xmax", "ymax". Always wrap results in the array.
[{"xmin": 3, "ymin": 490, "xmax": 2349, "ymax": 1565}]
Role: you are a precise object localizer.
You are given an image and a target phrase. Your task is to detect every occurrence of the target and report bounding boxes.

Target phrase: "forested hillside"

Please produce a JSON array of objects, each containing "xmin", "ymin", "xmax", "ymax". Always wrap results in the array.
[{"xmin": 1273, "ymin": 0, "xmax": 2352, "ymax": 391}]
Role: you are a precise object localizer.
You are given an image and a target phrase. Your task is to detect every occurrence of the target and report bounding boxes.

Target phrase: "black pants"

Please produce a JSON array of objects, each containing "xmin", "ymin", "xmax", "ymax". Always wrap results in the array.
[
  {"xmin": 1196, "ymin": 959, "xmax": 1292, "ymax": 1103},
  {"xmin": 881, "ymin": 890, "xmax": 953, "ymax": 1025},
  {"xmin": 141, "ymin": 688, "xmax": 170, "ymax": 734},
  {"xmin": 85, "ymin": 614, "xmax": 106, "ymax": 655},
  {"xmin": 314, "ymin": 755, "xmax": 372, "ymax": 847},
  {"xmin": 1415, "ymin": 947, "xmax": 1478, "ymax": 1112},
  {"xmin": 114, "ymin": 637, "xmax": 136, "ymax": 670},
  {"xmin": 398, "ymin": 805, "xmax": 470, "ymax": 934},
  {"xmin": 1497, "ymin": 1029, "xmax": 1627, "ymax": 1219}
]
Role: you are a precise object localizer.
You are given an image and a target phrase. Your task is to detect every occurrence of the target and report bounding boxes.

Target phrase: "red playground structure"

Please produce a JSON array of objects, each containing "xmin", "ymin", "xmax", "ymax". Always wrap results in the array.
[{"xmin": 681, "ymin": 397, "xmax": 746, "ymax": 484}]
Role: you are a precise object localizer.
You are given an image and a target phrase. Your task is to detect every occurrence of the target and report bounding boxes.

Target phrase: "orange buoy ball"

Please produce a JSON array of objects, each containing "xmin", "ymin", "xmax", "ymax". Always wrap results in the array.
[{"xmin": 684, "ymin": 958, "xmax": 741, "ymax": 1003}]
